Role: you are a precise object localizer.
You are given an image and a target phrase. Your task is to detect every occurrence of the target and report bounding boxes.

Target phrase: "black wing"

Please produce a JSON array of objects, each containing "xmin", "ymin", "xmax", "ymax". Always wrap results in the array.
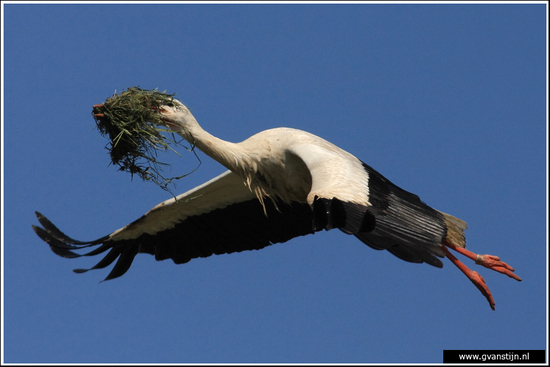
[
  {"xmin": 33, "ymin": 171, "xmax": 315, "ymax": 281},
  {"xmin": 33, "ymin": 163, "xmax": 452, "ymax": 281},
  {"xmin": 353, "ymin": 162, "xmax": 448, "ymax": 267}
]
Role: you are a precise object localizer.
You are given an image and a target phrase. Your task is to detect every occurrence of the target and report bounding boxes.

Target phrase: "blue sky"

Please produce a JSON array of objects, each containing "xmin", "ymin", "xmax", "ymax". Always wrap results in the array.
[{"xmin": 2, "ymin": 2, "xmax": 547, "ymax": 364}]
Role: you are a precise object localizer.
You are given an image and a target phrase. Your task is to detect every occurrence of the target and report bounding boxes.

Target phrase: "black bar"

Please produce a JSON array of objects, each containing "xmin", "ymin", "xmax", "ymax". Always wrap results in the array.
[{"xmin": 443, "ymin": 350, "xmax": 546, "ymax": 363}]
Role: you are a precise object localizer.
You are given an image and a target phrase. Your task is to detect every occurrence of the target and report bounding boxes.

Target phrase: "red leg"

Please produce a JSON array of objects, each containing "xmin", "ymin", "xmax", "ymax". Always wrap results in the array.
[
  {"xmin": 441, "ymin": 246, "xmax": 496, "ymax": 310},
  {"xmin": 444, "ymin": 241, "xmax": 522, "ymax": 281}
]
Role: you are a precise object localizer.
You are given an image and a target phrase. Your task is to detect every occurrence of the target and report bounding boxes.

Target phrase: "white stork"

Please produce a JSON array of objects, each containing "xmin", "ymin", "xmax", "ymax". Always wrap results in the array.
[{"xmin": 33, "ymin": 99, "xmax": 521, "ymax": 310}]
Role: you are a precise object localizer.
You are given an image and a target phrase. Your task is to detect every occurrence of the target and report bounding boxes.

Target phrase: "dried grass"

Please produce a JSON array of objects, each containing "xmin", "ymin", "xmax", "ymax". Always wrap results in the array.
[{"xmin": 92, "ymin": 86, "xmax": 199, "ymax": 192}]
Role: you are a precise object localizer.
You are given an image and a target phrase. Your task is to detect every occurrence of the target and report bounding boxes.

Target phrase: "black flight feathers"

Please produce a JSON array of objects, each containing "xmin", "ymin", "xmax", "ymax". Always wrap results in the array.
[
  {"xmin": 357, "ymin": 162, "xmax": 447, "ymax": 267},
  {"xmin": 33, "ymin": 160, "xmax": 448, "ymax": 280},
  {"xmin": 309, "ymin": 162, "xmax": 447, "ymax": 267},
  {"xmin": 32, "ymin": 199, "xmax": 315, "ymax": 281},
  {"xmin": 32, "ymin": 212, "xmax": 127, "ymax": 280}
]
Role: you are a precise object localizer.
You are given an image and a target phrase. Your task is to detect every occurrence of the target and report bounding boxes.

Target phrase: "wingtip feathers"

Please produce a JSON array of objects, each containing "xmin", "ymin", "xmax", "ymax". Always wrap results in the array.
[{"xmin": 33, "ymin": 211, "xmax": 133, "ymax": 280}]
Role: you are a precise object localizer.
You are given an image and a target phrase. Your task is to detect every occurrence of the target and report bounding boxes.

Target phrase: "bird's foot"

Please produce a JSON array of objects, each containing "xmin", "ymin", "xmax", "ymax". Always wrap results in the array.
[
  {"xmin": 444, "ymin": 241, "xmax": 522, "ymax": 281},
  {"xmin": 467, "ymin": 271, "xmax": 494, "ymax": 310},
  {"xmin": 474, "ymin": 254, "xmax": 522, "ymax": 281},
  {"xmin": 441, "ymin": 246, "xmax": 496, "ymax": 310},
  {"xmin": 441, "ymin": 240, "xmax": 521, "ymax": 310}
]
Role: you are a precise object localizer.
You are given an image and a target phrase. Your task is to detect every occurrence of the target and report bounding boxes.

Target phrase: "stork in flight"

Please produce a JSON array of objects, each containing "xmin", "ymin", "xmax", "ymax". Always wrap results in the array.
[{"xmin": 33, "ymin": 99, "xmax": 521, "ymax": 310}]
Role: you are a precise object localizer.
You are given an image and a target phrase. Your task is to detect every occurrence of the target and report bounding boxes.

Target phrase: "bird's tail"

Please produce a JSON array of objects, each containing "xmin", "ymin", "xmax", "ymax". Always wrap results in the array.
[{"xmin": 438, "ymin": 211, "xmax": 467, "ymax": 248}]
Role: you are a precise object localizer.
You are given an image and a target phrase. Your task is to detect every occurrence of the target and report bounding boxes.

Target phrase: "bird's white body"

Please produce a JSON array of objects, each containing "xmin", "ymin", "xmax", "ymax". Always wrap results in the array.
[
  {"xmin": 163, "ymin": 102, "xmax": 372, "ymax": 207},
  {"xmin": 33, "ymin": 98, "xmax": 521, "ymax": 310},
  {"xmin": 110, "ymin": 126, "xmax": 370, "ymax": 242}
]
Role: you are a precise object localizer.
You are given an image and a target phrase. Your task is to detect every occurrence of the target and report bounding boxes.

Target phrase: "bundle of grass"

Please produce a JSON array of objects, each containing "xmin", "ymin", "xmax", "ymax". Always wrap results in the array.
[{"xmin": 92, "ymin": 87, "xmax": 199, "ymax": 192}]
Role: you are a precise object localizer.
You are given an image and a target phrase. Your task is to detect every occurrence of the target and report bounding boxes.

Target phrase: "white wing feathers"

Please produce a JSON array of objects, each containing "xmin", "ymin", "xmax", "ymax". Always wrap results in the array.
[{"xmin": 109, "ymin": 170, "xmax": 255, "ymax": 241}]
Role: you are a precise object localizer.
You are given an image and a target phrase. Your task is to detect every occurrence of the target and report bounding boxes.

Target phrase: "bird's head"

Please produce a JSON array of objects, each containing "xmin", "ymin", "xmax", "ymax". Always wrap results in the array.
[{"xmin": 157, "ymin": 99, "xmax": 198, "ymax": 134}]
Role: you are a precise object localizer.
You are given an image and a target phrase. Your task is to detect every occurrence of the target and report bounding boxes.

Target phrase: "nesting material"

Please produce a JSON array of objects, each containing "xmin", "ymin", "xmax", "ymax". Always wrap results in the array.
[{"xmin": 92, "ymin": 87, "xmax": 196, "ymax": 191}]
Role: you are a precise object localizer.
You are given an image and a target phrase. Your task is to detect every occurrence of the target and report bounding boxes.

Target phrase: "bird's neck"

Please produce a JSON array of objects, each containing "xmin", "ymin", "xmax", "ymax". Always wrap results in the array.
[
  {"xmin": 174, "ymin": 117, "xmax": 248, "ymax": 174},
  {"xmin": 169, "ymin": 108, "xmax": 276, "ymax": 206}
]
